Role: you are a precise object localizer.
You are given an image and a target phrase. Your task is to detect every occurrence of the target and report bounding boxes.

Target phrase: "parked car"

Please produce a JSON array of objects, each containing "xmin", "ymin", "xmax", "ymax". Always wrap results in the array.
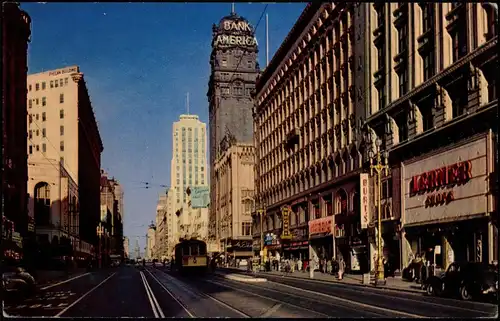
[
  {"xmin": 424, "ymin": 261, "xmax": 498, "ymax": 301},
  {"xmin": 2, "ymin": 266, "xmax": 37, "ymax": 300}
]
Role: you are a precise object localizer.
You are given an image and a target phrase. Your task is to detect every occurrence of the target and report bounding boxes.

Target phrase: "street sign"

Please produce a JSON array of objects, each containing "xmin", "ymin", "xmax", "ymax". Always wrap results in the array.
[{"xmin": 281, "ymin": 206, "xmax": 292, "ymax": 240}]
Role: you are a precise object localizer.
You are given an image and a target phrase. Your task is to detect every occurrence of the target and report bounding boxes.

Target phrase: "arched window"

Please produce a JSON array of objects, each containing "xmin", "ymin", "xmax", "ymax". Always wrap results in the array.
[{"xmin": 34, "ymin": 182, "xmax": 51, "ymax": 226}]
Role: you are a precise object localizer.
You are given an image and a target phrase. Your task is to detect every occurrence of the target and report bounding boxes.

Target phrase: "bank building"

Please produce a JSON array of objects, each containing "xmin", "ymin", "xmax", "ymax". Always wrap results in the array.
[{"xmin": 207, "ymin": 9, "xmax": 260, "ymax": 259}]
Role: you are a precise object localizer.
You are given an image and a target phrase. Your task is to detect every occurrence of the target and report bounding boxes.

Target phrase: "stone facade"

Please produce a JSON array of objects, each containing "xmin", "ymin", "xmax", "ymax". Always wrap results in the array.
[{"xmin": 207, "ymin": 11, "xmax": 259, "ymax": 248}]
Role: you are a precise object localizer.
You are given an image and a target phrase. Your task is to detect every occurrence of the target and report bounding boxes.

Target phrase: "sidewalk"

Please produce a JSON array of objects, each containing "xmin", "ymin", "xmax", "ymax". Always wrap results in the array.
[{"xmin": 222, "ymin": 267, "xmax": 424, "ymax": 295}]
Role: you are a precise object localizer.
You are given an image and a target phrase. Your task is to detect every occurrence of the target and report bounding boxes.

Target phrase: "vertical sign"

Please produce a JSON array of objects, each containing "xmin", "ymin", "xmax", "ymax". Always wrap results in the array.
[
  {"xmin": 61, "ymin": 177, "xmax": 69, "ymax": 230},
  {"xmin": 360, "ymin": 173, "xmax": 370, "ymax": 229},
  {"xmin": 281, "ymin": 206, "xmax": 292, "ymax": 239}
]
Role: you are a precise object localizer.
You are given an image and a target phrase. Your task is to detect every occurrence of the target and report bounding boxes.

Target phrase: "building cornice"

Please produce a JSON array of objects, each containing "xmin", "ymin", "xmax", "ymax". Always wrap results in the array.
[{"xmin": 365, "ymin": 37, "xmax": 498, "ymax": 126}]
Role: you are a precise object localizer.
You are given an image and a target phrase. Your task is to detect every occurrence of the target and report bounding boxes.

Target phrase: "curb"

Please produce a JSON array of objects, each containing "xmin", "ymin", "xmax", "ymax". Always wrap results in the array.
[
  {"xmin": 221, "ymin": 273, "xmax": 267, "ymax": 283},
  {"xmin": 220, "ymin": 268, "xmax": 424, "ymax": 295}
]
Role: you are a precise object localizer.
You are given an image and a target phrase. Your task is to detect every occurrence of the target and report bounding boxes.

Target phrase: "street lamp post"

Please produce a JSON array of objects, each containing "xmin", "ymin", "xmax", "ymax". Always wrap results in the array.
[
  {"xmin": 369, "ymin": 138, "xmax": 389, "ymax": 286},
  {"xmin": 96, "ymin": 223, "xmax": 104, "ymax": 269},
  {"xmin": 257, "ymin": 201, "xmax": 266, "ymax": 270}
]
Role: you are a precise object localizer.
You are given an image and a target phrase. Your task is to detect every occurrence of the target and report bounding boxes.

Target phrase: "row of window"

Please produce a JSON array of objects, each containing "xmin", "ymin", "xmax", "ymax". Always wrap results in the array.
[
  {"xmin": 375, "ymin": 3, "xmax": 495, "ymax": 112},
  {"xmin": 219, "ymin": 58, "xmax": 253, "ymax": 69},
  {"xmin": 29, "ymin": 78, "xmax": 69, "ymax": 92},
  {"xmin": 28, "ymin": 94, "xmax": 64, "ymax": 108},
  {"xmin": 28, "ymin": 109, "xmax": 65, "ymax": 124},
  {"xmin": 28, "ymin": 142, "xmax": 65, "ymax": 153},
  {"xmin": 28, "ymin": 126, "xmax": 65, "ymax": 139},
  {"xmin": 220, "ymin": 86, "xmax": 253, "ymax": 96}
]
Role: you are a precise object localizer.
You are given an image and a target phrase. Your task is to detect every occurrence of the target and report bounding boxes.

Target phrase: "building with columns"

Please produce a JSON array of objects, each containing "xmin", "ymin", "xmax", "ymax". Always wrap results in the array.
[
  {"xmin": 253, "ymin": 2, "xmax": 497, "ymax": 274},
  {"xmin": 207, "ymin": 10, "xmax": 259, "ymax": 256},
  {"xmin": 253, "ymin": 2, "xmax": 368, "ymax": 270},
  {"xmin": 362, "ymin": 2, "xmax": 497, "ymax": 272}
]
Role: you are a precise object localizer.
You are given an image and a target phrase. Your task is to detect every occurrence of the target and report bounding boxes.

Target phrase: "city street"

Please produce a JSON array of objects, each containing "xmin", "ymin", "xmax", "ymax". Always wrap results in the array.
[{"xmin": 6, "ymin": 264, "xmax": 495, "ymax": 318}]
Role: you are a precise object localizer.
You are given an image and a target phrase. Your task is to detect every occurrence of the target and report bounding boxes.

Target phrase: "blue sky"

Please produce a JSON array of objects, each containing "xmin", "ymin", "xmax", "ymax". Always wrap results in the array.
[{"xmin": 22, "ymin": 2, "xmax": 305, "ymax": 254}]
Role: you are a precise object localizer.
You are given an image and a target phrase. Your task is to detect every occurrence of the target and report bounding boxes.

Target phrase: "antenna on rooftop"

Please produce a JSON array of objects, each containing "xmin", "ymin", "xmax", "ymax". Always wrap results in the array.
[
  {"xmin": 231, "ymin": 3, "xmax": 235, "ymax": 14},
  {"xmin": 186, "ymin": 92, "xmax": 190, "ymax": 115},
  {"xmin": 266, "ymin": 13, "xmax": 269, "ymax": 67}
]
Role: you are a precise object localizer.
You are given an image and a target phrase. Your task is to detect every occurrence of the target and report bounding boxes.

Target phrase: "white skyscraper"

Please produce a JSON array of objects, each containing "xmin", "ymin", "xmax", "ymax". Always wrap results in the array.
[{"xmin": 169, "ymin": 114, "xmax": 208, "ymax": 241}]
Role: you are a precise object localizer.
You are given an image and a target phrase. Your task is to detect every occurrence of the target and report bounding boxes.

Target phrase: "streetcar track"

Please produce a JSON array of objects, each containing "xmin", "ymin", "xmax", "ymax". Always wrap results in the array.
[
  {"xmin": 148, "ymin": 268, "xmax": 250, "ymax": 318},
  {"xmin": 156, "ymin": 267, "xmax": 330, "ymax": 318},
  {"xmin": 211, "ymin": 274, "xmax": 378, "ymax": 316},
  {"xmin": 260, "ymin": 272, "xmax": 496, "ymax": 314},
  {"xmin": 204, "ymin": 278, "xmax": 332, "ymax": 318},
  {"xmin": 144, "ymin": 269, "xmax": 195, "ymax": 318},
  {"xmin": 139, "ymin": 271, "xmax": 165, "ymax": 318}
]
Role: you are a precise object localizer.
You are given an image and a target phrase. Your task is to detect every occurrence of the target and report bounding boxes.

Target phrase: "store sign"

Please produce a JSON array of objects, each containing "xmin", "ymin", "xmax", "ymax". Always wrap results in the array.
[
  {"xmin": 291, "ymin": 227, "xmax": 308, "ymax": 241},
  {"xmin": 360, "ymin": 173, "xmax": 370, "ymax": 229},
  {"xmin": 410, "ymin": 160, "xmax": 472, "ymax": 195},
  {"xmin": 264, "ymin": 233, "xmax": 273, "ymax": 245},
  {"xmin": 411, "ymin": 160, "xmax": 472, "ymax": 208},
  {"xmin": 48, "ymin": 66, "xmax": 78, "ymax": 76},
  {"xmin": 233, "ymin": 240, "xmax": 252, "ymax": 248},
  {"xmin": 281, "ymin": 206, "xmax": 292, "ymax": 239},
  {"xmin": 404, "ymin": 136, "xmax": 489, "ymax": 226},
  {"xmin": 223, "ymin": 20, "xmax": 253, "ymax": 32},
  {"xmin": 191, "ymin": 186, "xmax": 210, "ymax": 208},
  {"xmin": 425, "ymin": 191, "xmax": 455, "ymax": 207},
  {"xmin": 12, "ymin": 232, "xmax": 23, "ymax": 248},
  {"xmin": 308, "ymin": 216, "xmax": 333, "ymax": 236},
  {"xmin": 214, "ymin": 34, "xmax": 258, "ymax": 48}
]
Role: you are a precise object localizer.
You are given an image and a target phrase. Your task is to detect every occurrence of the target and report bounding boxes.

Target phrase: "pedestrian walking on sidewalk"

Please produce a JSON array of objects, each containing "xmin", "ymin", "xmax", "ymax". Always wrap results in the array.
[{"xmin": 338, "ymin": 257, "xmax": 346, "ymax": 280}]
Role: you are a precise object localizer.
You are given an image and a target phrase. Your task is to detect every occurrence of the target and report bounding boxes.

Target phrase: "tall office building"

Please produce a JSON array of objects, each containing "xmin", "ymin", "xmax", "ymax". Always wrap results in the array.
[
  {"xmin": 207, "ymin": 9, "xmax": 259, "ymax": 255},
  {"xmin": 170, "ymin": 114, "xmax": 208, "ymax": 200},
  {"xmin": 146, "ymin": 222, "xmax": 156, "ymax": 260},
  {"xmin": 27, "ymin": 66, "xmax": 103, "ymax": 252}
]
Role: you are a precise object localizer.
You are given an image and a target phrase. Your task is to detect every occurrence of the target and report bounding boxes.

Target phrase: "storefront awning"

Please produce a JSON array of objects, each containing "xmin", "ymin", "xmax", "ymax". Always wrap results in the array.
[{"xmin": 404, "ymin": 213, "xmax": 488, "ymax": 232}]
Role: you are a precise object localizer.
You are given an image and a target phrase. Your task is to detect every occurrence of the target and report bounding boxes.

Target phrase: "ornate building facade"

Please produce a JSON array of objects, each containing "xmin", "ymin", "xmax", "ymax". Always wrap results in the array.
[
  {"xmin": 252, "ymin": 2, "xmax": 497, "ymax": 275},
  {"xmin": 253, "ymin": 2, "xmax": 369, "ymax": 271},
  {"xmin": 207, "ymin": 10, "xmax": 259, "ymax": 254},
  {"xmin": 362, "ymin": 3, "xmax": 498, "ymax": 272}
]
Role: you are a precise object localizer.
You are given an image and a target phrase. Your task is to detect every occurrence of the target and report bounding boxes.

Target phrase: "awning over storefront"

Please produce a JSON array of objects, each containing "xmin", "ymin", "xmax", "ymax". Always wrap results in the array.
[{"xmin": 404, "ymin": 215, "xmax": 488, "ymax": 235}]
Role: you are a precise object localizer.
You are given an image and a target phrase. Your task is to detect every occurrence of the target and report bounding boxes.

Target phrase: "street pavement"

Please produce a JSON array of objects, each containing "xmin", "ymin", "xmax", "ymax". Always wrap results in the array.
[
  {"xmin": 3, "ymin": 269, "xmax": 115, "ymax": 317},
  {"xmin": 4, "ymin": 264, "xmax": 497, "ymax": 318},
  {"xmin": 214, "ymin": 268, "xmax": 498, "ymax": 318}
]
